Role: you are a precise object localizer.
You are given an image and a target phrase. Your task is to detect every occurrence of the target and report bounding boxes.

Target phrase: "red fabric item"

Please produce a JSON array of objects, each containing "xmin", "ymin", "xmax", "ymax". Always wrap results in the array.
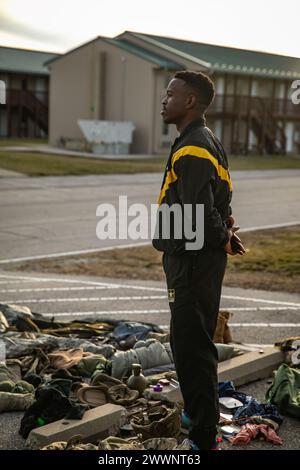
[{"xmin": 229, "ymin": 424, "xmax": 283, "ymax": 446}]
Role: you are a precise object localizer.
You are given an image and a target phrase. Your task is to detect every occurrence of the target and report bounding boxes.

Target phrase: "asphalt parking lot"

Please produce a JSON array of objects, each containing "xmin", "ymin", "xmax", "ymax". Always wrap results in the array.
[{"xmin": 0, "ymin": 270, "xmax": 299, "ymax": 450}]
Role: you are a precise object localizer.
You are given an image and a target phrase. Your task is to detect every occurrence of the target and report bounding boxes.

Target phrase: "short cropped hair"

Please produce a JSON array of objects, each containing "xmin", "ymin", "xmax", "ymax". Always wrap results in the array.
[{"xmin": 174, "ymin": 70, "xmax": 215, "ymax": 109}]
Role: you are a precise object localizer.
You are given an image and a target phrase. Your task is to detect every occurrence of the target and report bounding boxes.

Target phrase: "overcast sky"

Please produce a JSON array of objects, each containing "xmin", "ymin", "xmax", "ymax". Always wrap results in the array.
[{"xmin": 0, "ymin": 0, "xmax": 299, "ymax": 57}]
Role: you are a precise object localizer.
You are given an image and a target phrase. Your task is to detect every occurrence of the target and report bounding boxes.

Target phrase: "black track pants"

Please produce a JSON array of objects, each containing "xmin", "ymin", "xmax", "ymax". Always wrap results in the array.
[{"xmin": 162, "ymin": 248, "xmax": 227, "ymax": 450}]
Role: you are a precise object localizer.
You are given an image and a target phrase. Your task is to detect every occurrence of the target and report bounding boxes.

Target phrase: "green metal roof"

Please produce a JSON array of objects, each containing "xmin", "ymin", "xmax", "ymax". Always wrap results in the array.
[
  {"xmin": 45, "ymin": 36, "xmax": 182, "ymax": 70},
  {"xmin": 102, "ymin": 38, "xmax": 183, "ymax": 70},
  {"xmin": 131, "ymin": 32, "xmax": 300, "ymax": 78},
  {"xmin": 0, "ymin": 46, "xmax": 59, "ymax": 75}
]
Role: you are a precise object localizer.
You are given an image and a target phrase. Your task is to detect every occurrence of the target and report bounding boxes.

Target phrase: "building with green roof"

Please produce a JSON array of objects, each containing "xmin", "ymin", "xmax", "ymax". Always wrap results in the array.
[
  {"xmin": 47, "ymin": 32, "xmax": 300, "ymax": 154},
  {"xmin": 0, "ymin": 46, "xmax": 59, "ymax": 137}
]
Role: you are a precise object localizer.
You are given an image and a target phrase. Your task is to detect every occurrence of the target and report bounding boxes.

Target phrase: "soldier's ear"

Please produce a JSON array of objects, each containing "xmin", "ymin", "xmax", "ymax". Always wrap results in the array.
[{"xmin": 185, "ymin": 93, "xmax": 197, "ymax": 110}]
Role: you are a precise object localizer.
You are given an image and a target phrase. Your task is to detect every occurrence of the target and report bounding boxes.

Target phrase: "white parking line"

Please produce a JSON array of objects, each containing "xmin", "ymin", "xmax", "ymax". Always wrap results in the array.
[
  {"xmin": 0, "ymin": 274, "xmax": 165, "ymax": 292},
  {"xmin": 0, "ymin": 286, "xmax": 119, "ymax": 293},
  {"xmin": 239, "ymin": 221, "xmax": 300, "ymax": 233},
  {"xmin": 41, "ymin": 309, "xmax": 170, "ymax": 317},
  {"xmin": 223, "ymin": 307, "xmax": 300, "ymax": 311},
  {"xmin": 0, "ymin": 274, "xmax": 299, "ymax": 307},
  {"xmin": 0, "ymin": 241, "xmax": 150, "ymax": 264},
  {"xmin": 230, "ymin": 323, "xmax": 300, "ymax": 327},
  {"xmin": 222, "ymin": 295, "xmax": 300, "ymax": 308},
  {"xmin": 4, "ymin": 295, "xmax": 166, "ymax": 303},
  {"xmin": 0, "ymin": 280, "xmax": 52, "ymax": 284}
]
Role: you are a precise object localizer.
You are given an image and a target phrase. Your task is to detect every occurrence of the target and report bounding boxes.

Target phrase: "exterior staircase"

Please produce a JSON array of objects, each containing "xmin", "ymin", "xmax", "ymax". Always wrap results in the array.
[
  {"xmin": 251, "ymin": 97, "xmax": 286, "ymax": 154},
  {"xmin": 8, "ymin": 89, "xmax": 48, "ymax": 134}
]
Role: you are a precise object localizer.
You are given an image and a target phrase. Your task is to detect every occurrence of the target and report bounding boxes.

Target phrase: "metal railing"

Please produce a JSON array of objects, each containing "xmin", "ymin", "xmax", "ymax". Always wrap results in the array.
[
  {"xmin": 208, "ymin": 94, "xmax": 300, "ymax": 118},
  {"xmin": 5, "ymin": 88, "xmax": 48, "ymax": 131}
]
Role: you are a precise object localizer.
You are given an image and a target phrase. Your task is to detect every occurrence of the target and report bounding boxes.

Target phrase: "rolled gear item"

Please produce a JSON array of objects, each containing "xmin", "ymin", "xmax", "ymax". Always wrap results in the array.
[
  {"xmin": 0, "ymin": 391, "xmax": 35, "ymax": 413},
  {"xmin": 76, "ymin": 383, "xmax": 109, "ymax": 407},
  {"xmin": 111, "ymin": 341, "xmax": 173, "ymax": 379},
  {"xmin": 108, "ymin": 383, "xmax": 139, "ymax": 406}
]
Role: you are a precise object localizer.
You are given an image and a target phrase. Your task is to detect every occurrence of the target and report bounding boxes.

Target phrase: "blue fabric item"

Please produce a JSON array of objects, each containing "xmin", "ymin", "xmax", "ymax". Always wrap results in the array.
[
  {"xmin": 113, "ymin": 322, "xmax": 153, "ymax": 341},
  {"xmin": 218, "ymin": 381, "xmax": 250, "ymax": 404},
  {"xmin": 218, "ymin": 381, "xmax": 235, "ymax": 396},
  {"xmin": 233, "ymin": 399, "xmax": 283, "ymax": 425},
  {"xmin": 218, "ymin": 381, "xmax": 282, "ymax": 425}
]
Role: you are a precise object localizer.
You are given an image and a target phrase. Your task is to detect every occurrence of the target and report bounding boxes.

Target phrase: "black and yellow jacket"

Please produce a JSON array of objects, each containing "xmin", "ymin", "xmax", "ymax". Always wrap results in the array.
[{"xmin": 152, "ymin": 117, "xmax": 232, "ymax": 254}]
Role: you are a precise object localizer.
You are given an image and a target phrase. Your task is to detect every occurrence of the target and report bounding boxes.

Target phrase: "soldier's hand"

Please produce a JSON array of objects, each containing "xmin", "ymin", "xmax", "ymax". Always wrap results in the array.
[
  {"xmin": 224, "ymin": 230, "xmax": 246, "ymax": 256},
  {"xmin": 231, "ymin": 232, "xmax": 246, "ymax": 255}
]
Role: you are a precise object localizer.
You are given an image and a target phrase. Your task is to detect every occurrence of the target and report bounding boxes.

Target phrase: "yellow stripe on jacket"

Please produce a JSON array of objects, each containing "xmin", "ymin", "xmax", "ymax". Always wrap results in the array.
[{"xmin": 158, "ymin": 145, "xmax": 232, "ymax": 205}]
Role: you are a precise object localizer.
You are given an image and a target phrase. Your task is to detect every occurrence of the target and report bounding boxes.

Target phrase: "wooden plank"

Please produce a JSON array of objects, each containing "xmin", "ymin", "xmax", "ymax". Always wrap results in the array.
[
  {"xmin": 218, "ymin": 347, "xmax": 284, "ymax": 386},
  {"xmin": 143, "ymin": 347, "xmax": 284, "ymax": 403},
  {"xmin": 26, "ymin": 403, "xmax": 126, "ymax": 449}
]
